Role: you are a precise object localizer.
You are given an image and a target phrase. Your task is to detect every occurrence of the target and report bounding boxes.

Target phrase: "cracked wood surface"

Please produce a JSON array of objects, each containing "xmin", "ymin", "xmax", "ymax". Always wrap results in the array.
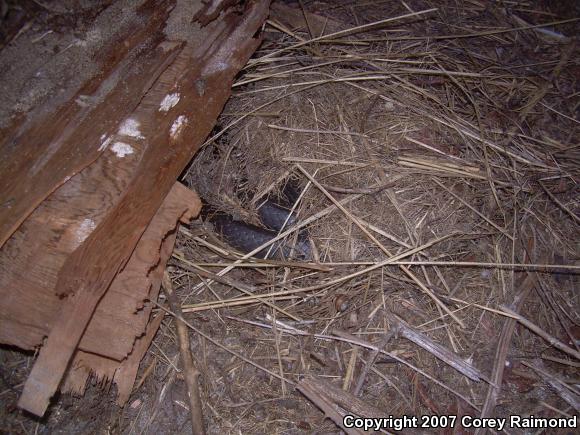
[{"xmin": 15, "ymin": 0, "xmax": 270, "ymax": 417}]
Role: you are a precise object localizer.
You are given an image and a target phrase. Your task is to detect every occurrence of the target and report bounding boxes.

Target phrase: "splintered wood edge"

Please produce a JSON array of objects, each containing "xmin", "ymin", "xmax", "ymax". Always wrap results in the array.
[{"xmin": 17, "ymin": 0, "xmax": 269, "ymax": 416}]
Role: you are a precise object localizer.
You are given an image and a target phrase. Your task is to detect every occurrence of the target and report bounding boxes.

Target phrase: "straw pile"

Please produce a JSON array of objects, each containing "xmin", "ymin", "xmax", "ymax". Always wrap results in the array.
[{"xmin": 161, "ymin": 0, "xmax": 578, "ymax": 432}]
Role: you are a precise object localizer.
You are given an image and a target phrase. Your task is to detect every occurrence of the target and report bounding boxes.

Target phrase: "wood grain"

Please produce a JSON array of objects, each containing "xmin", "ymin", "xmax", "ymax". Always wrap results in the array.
[
  {"xmin": 17, "ymin": 0, "xmax": 270, "ymax": 416},
  {"xmin": 0, "ymin": 42, "xmax": 182, "ymax": 359},
  {"xmin": 61, "ymin": 183, "xmax": 199, "ymax": 403},
  {"xmin": 0, "ymin": 0, "xmax": 174, "ymax": 248}
]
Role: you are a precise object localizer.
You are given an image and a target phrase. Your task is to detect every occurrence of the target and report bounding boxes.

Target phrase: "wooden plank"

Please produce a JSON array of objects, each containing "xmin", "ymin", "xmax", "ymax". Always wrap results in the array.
[
  {"xmin": 0, "ymin": 41, "xmax": 182, "ymax": 359},
  {"xmin": 17, "ymin": 0, "xmax": 271, "ymax": 416},
  {"xmin": 0, "ymin": 0, "xmax": 174, "ymax": 248},
  {"xmin": 61, "ymin": 184, "xmax": 199, "ymax": 402}
]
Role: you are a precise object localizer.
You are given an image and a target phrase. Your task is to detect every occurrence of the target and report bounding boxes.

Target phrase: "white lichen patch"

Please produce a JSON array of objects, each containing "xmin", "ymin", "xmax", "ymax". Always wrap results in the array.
[
  {"xmin": 159, "ymin": 93, "xmax": 180, "ymax": 112},
  {"xmin": 98, "ymin": 134, "xmax": 112, "ymax": 151},
  {"xmin": 118, "ymin": 118, "xmax": 144, "ymax": 139},
  {"xmin": 170, "ymin": 115, "xmax": 188, "ymax": 139},
  {"xmin": 111, "ymin": 141, "xmax": 134, "ymax": 158},
  {"xmin": 76, "ymin": 218, "xmax": 96, "ymax": 244}
]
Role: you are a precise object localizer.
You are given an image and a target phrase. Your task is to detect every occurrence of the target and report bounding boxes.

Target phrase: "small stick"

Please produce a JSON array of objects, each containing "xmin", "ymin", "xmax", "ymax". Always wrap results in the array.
[
  {"xmin": 392, "ymin": 315, "xmax": 485, "ymax": 382},
  {"xmin": 353, "ymin": 330, "xmax": 397, "ymax": 396},
  {"xmin": 500, "ymin": 305, "xmax": 580, "ymax": 360},
  {"xmin": 539, "ymin": 181, "xmax": 580, "ymax": 224},
  {"xmin": 282, "ymin": 156, "xmax": 370, "ymax": 167},
  {"xmin": 162, "ymin": 272, "xmax": 206, "ymax": 435},
  {"xmin": 524, "ymin": 360, "xmax": 580, "ymax": 412}
]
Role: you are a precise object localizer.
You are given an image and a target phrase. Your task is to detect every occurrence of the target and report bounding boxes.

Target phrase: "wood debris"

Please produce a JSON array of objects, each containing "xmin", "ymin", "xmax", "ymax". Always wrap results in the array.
[{"xmin": 0, "ymin": 0, "xmax": 271, "ymax": 418}]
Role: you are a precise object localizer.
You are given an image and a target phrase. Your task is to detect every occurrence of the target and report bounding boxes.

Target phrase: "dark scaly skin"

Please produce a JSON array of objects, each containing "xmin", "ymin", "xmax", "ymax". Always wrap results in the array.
[
  {"xmin": 257, "ymin": 201, "xmax": 297, "ymax": 232},
  {"xmin": 210, "ymin": 209, "xmax": 311, "ymax": 260}
]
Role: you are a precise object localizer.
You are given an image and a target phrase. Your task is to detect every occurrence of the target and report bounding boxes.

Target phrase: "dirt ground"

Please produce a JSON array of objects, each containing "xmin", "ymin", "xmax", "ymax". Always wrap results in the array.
[{"xmin": 1, "ymin": 0, "xmax": 579, "ymax": 434}]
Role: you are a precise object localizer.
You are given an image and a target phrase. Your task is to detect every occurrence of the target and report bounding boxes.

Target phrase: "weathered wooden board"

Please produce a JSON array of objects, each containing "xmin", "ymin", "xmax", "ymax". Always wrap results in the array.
[
  {"xmin": 0, "ymin": 40, "xmax": 182, "ymax": 359},
  {"xmin": 61, "ymin": 182, "xmax": 199, "ymax": 404},
  {"xmin": 0, "ymin": 0, "xmax": 175, "ymax": 248},
  {"xmin": 16, "ymin": 0, "xmax": 271, "ymax": 416}
]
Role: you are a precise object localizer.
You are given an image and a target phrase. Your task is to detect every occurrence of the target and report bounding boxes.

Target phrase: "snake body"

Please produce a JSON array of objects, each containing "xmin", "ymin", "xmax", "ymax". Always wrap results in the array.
[{"xmin": 209, "ymin": 199, "xmax": 311, "ymax": 260}]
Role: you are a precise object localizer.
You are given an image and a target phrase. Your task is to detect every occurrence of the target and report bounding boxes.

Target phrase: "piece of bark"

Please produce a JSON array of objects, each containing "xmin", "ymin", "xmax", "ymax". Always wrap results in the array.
[
  {"xmin": 17, "ymin": 0, "xmax": 270, "ymax": 417},
  {"xmin": 113, "ymin": 312, "xmax": 166, "ymax": 406}
]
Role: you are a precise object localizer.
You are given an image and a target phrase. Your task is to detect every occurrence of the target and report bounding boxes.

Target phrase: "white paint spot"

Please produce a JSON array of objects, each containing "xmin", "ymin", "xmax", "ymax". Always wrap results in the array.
[
  {"xmin": 130, "ymin": 399, "xmax": 142, "ymax": 409},
  {"xmin": 202, "ymin": 59, "xmax": 229, "ymax": 75},
  {"xmin": 170, "ymin": 115, "xmax": 188, "ymax": 139},
  {"xmin": 111, "ymin": 141, "xmax": 134, "ymax": 158},
  {"xmin": 98, "ymin": 135, "xmax": 112, "ymax": 151},
  {"xmin": 76, "ymin": 218, "xmax": 96, "ymax": 244},
  {"xmin": 118, "ymin": 118, "xmax": 144, "ymax": 139},
  {"xmin": 159, "ymin": 93, "xmax": 180, "ymax": 112}
]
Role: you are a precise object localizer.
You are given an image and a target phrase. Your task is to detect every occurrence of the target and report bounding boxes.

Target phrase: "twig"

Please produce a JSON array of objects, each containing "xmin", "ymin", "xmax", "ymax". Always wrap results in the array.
[
  {"xmin": 524, "ymin": 360, "xmax": 580, "ymax": 412},
  {"xmin": 162, "ymin": 272, "xmax": 206, "ymax": 435},
  {"xmin": 392, "ymin": 315, "xmax": 485, "ymax": 382},
  {"xmin": 500, "ymin": 305, "xmax": 580, "ymax": 360}
]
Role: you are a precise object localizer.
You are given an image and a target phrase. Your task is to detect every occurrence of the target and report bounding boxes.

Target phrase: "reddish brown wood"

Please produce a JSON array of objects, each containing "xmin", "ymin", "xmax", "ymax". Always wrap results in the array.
[
  {"xmin": 0, "ymin": 42, "xmax": 182, "ymax": 359},
  {"xmin": 113, "ymin": 313, "xmax": 166, "ymax": 406},
  {"xmin": 0, "ymin": 0, "xmax": 174, "ymax": 248},
  {"xmin": 61, "ymin": 181, "xmax": 196, "ymax": 402},
  {"xmin": 17, "ymin": 0, "xmax": 270, "ymax": 416}
]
